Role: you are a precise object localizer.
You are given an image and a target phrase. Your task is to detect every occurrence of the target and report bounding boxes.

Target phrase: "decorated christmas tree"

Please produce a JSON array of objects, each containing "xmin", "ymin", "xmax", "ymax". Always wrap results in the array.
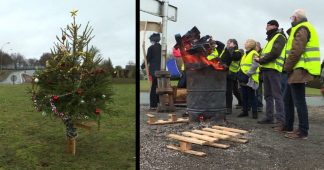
[{"xmin": 31, "ymin": 10, "xmax": 113, "ymax": 143}]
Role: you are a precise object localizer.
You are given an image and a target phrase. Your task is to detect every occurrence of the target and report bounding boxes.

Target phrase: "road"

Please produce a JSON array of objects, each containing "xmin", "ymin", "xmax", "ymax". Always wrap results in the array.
[{"xmin": 0, "ymin": 70, "xmax": 35, "ymax": 84}]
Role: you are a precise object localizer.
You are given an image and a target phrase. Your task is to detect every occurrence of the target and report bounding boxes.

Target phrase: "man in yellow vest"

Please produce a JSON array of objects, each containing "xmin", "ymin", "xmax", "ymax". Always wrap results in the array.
[
  {"xmin": 254, "ymin": 20, "xmax": 287, "ymax": 131},
  {"xmin": 283, "ymin": 9, "xmax": 321, "ymax": 139}
]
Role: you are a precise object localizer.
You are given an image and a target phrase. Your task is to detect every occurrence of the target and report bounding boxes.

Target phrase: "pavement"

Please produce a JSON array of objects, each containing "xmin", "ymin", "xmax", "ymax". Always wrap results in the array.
[
  {"xmin": 140, "ymin": 100, "xmax": 324, "ymax": 169},
  {"xmin": 0, "ymin": 70, "xmax": 35, "ymax": 84}
]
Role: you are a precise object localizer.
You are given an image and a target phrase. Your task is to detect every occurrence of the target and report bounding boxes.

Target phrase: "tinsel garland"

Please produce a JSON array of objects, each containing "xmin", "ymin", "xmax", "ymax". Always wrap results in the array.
[{"xmin": 49, "ymin": 95, "xmax": 77, "ymax": 138}]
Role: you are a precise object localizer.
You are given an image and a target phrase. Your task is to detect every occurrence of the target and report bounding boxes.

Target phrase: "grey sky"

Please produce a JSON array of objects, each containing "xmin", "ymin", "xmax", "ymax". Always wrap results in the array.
[
  {"xmin": 0, "ymin": 0, "xmax": 135, "ymax": 67},
  {"xmin": 140, "ymin": 0, "xmax": 324, "ymax": 62}
]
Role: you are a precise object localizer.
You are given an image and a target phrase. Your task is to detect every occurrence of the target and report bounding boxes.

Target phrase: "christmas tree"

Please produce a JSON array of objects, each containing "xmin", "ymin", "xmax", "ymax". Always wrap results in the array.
[{"xmin": 31, "ymin": 10, "xmax": 113, "ymax": 139}]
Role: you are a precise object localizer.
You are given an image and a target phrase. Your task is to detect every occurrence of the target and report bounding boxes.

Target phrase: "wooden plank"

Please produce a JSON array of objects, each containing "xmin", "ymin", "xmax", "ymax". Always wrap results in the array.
[
  {"xmin": 203, "ymin": 128, "xmax": 240, "ymax": 137},
  {"xmin": 192, "ymin": 130, "xmax": 230, "ymax": 139},
  {"xmin": 146, "ymin": 113, "xmax": 155, "ymax": 118},
  {"xmin": 67, "ymin": 137, "xmax": 76, "ymax": 155},
  {"xmin": 148, "ymin": 118, "xmax": 189, "ymax": 125},
  {"xmin": 227, "ymin": 138, "xmax": 248, "ymax": 143},
  {"xmin": 205, "ymin": 142, "xmax": 230, "ymax": 149},
  {"xmin": 140, "ymin": 21, "xmax": 162, "ymax": 32},
  {"xmin": 166, "ymin": 145, "xmax": 206, "ymax": 156},
  {"xmin": 197, "ymin": 129, "xmax": 248, "ymax": 143},
  {"xmin": 212, "ymin": 125, "xmax": 248, "ymax": 134},
  {"xmin": 169, "ymin": 114, "xmax": 177, "ymax": 122},
  {"xmin": 180, "ymin": 141, "xmax": 192, "ymax": 151},
  {"xmin": 167, "ymin": 134, "xmax": 207, "ymax": 145},
  {"xmin": 177, "ymin": 118, "xmax": 189, "ymax": 121},
  {"xmin": 181, "ymin": 132, "xmax": 218, "ymax": 143},
  {"xmin": 75, "ymin": 121, "xmax": 97, "ymax": 131}
]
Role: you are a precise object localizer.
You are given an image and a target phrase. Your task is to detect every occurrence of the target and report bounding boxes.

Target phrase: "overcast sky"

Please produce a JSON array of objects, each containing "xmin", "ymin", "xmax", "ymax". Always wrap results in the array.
[
  {"xmin": 140, "ymin": 0, "xmax": 324, "ymax": 62},
  {"xmin": 0, "ymin": 0, "xmax": 135, "ymax": 67}
]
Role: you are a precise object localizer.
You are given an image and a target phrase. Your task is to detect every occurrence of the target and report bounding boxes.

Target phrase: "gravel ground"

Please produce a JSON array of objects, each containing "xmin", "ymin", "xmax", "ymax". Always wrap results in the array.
[{"xmin": 140, "ymin": 105, "xmax": 324, "ymax": 170}]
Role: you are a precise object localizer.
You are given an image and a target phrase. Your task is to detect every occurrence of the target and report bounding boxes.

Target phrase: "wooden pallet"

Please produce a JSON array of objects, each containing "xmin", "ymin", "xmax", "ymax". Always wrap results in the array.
[
  {"xmin": 147, "ymin": 113, "xmax": 189, "ymax": 125},
  {"xmin": 75, "ymin": 120, "xmax": 98, "ymax": 131},
  {"xmin": 166, "ymin": 126, "xmax": 248, "ymax": 156}
]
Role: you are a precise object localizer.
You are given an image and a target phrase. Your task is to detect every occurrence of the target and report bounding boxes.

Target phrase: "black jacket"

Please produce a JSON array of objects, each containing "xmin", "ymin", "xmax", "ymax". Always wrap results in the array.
[
  {"xmin": 219, "ymin": 43, "xmax": 242, "ymax": 69},
  {"xmin": 147, "ymin": 43, "xmax": 161, "ymax": 76}
]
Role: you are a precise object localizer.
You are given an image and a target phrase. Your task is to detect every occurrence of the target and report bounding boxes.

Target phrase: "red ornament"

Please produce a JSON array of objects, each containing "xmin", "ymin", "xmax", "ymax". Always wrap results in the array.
[
  {"xmin": 95, "ymin": 108, "xmax": 101, "ymax": 115},
  {"xmin": 76, "ymin": 88, "xmax": 82, "ymax": 95},
  {"xmin": 52, "ymin": 95, "xmax": 59, "ymax": 101},
  {"xmin": 198, "ymin": 115, "xmax": 204, "ymax": 122}
]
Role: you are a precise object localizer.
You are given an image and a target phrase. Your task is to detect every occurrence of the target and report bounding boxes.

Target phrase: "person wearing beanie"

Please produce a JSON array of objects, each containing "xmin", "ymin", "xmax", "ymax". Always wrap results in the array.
[
  {"xmin": 254, "ymin": 20, "xmax": 287, "ymax": 131},
  {"xmin": 146, "ymin": 33, "xmax": 161, "ymax": 110},
  {"xmin": 237, "ymin": 39, "xmax": 260, "ymax": 119},
  {"xmin": 283, "ymin": 9, "xmax": 321, "ymax": 139}
]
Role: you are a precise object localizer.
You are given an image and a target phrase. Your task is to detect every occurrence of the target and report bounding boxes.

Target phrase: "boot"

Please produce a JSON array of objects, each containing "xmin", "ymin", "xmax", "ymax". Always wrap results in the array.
[
  {"xmin": 237, "ymin": 112, "xmax": 248, "ymax": 117},
  {"xmin": 252, "ymin": 112, "xmax": 258, "ymax": 119},
  {"xmin": 226, "ymin": 108, "xmax": 232, "ymax": 115}
]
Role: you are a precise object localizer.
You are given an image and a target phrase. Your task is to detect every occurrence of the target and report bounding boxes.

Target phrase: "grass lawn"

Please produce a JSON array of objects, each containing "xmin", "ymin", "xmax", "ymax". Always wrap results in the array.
[
  {"xmin": 140, "ymin": 80, "xmax": 321, "ymax": 96},
  {"xmin": 140, "ymin": 80, "xmax": 178, "ymax": 92},
  {"xmin": 0, "ymin": 70, "xmax": 14, "ymax": 81},
  {"xmin": 0, "ymin": 83, "xmax": 135, "ymax": 169},
  {"xmin": 306, "ymin": 87, "xmax": 322, "ymax": 96}
]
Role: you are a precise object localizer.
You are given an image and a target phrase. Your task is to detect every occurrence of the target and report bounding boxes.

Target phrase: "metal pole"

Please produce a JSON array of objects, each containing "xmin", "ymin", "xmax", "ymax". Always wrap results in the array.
[{"xmin": 160, "ymin": 0, "xmax": 168, "ymax": 71}]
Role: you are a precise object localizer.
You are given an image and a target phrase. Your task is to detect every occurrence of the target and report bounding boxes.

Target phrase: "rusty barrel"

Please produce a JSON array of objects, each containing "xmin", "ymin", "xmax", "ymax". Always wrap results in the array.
[{"xmin": 186, "ymin": 64, "xmax": 227, "ymax": 121}]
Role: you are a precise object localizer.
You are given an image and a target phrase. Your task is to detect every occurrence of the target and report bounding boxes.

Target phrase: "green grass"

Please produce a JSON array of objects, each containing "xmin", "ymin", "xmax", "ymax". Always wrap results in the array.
[
  {"xmin": 140, "ymin": 80, "xmax": 321, "ymax": 96},
  {"xmin": 0, "ymin": 83, "xmax": 135, "ymax": 169},
  {"xmin": 306, "ymin": 87, "xmax": 322, "ymax": 96},
  {"xmin": 140, "ymin": 80, "xmax": 178, "ymax": 92},
  {"xmin": 0, "ymin": 70, "xmax": 14, "ymax": 81}
]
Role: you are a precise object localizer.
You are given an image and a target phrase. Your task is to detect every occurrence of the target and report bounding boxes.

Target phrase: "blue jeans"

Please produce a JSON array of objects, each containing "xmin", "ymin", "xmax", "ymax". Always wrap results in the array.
[
  {"xmin": 281, "ymin": 72, "xmax": 288, "ymax": 95},
  {"xmin": 283, "ymin": 83, "xmax": 309, "ymax": 135}
]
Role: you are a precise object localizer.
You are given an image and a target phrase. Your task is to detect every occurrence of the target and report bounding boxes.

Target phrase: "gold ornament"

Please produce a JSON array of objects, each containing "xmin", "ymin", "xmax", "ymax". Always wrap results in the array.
[{"xmin": 70, "ymin": 9, "xmax": 78, "ymax": 17}]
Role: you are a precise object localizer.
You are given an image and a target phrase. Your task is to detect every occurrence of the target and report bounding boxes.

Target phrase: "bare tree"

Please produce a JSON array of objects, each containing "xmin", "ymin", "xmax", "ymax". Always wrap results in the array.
[
  {"xmin": 27, "ymin": 58, "xmax": 39, "ymax": 67},
  {"xmin": 39, "ymin": 53, "xmax": 52, "ymax": 67}
]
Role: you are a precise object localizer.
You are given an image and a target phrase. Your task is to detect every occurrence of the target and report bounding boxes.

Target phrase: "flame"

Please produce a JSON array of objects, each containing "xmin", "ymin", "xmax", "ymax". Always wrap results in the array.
[{"xmin": 175, "ymin": 32, "xmax": 225, "ymax": 71}]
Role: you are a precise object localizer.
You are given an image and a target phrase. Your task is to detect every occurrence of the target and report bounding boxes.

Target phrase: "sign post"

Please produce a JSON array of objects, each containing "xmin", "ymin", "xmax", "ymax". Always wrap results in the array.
[{"xmin": 11, "ymin": 75, "xmax": 17, "ymax": 85}]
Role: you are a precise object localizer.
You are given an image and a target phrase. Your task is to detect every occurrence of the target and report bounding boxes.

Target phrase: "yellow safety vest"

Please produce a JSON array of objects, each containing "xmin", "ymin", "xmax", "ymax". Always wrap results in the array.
[
  {"xmin": 229, "ymin": 49, "xmax": 241, "ymax": 73},
  {"xmin": 207, "ymin": 48, "xmax": 225, "ymax": 60},
  {"xmin": 285, "ymin": 21, "xmax": 321, "ymax": 75},
  {"xmin": 261, "ymin": 33, "xmax": 286, "ymax": 72},
  {"xmin": 240, "ymin": 50, "xmax": 260, "ymax": 83}
]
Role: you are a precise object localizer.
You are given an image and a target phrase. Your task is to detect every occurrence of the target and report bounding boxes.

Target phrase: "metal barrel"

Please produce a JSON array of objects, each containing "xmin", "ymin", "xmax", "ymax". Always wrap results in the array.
[{"xmin": 186, "ymin": 65, "xmax": 227, "ymax": 121}]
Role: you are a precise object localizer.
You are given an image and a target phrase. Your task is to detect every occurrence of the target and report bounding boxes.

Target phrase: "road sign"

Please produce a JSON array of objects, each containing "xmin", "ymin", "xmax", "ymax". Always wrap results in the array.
[
  {"xmin": 11, "ymin": 75, "xmax": 17, "ymax": 84},
  {"xmin": 140, "ymin": 0, "xmax": 177, "ymax": 22},
  {"xmin": 140, "ymin": 21, "xmax": 161, "ymax": 32}
]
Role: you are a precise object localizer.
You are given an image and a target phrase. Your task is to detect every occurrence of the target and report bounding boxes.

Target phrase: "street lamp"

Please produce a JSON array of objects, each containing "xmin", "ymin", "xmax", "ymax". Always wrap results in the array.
[{"xmin": 0, "ymin": 42, "xmax": 10, "ymax": 70}]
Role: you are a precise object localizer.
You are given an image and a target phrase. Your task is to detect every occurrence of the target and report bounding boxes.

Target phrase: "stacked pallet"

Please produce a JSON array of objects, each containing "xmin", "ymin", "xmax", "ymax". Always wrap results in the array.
[
  {"xmin": 147, "ymin": 113, "xmax": 189, "ymax": 125},
  {"xmin": 166, "ymin": 125, "xmax": 248, "ymax": 156}
]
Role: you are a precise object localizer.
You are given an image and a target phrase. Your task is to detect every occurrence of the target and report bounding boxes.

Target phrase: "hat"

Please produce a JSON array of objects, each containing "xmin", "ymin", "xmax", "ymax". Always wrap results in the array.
[
  {"xmin": 149, "ymin": 33, "xmax": 160, "ymax": 42},
  {"xmin": 267, "ymin": 20, "xmax": 279, "ymax": 27}
]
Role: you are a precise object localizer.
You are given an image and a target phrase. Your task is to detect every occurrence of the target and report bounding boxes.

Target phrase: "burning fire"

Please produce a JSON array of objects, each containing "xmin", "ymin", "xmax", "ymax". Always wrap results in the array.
[{"xmin": 174, "ymin": 26, "xmax": 225, "ymax": 71}]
